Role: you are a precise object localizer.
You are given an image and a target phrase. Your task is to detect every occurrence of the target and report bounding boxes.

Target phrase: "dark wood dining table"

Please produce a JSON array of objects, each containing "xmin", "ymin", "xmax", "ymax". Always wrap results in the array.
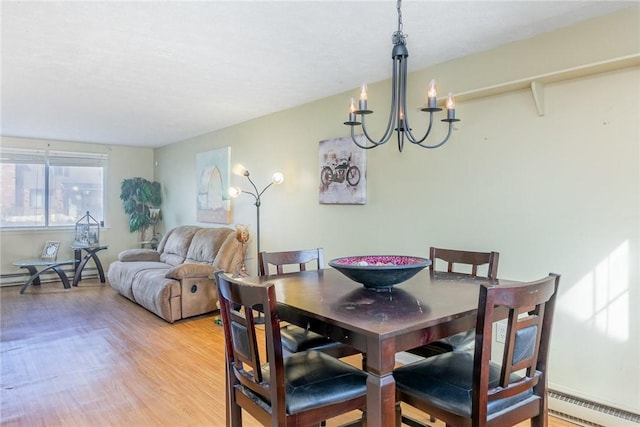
[{"xmin": 243, "ymin": 268, "xmax": 513, "ymax": 427}]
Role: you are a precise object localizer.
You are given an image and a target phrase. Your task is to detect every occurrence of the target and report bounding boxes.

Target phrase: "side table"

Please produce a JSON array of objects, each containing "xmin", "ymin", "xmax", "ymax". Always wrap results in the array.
[
  {"xmin": 13, "ymin": 258, "xmax": 76, "ymax": 294},
  {"xmin": 71, "ymin": 245, "xmax": 108, "ymax": 287}
]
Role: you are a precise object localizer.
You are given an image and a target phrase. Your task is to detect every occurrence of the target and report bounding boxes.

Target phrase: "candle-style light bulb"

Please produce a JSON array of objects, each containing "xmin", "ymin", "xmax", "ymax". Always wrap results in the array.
[
  {"xmin": 446, "ymin": 92, "xmax": 456, "ymax": 110},
  {"xmin": 427, "ymin": 79, "xmax": 437, "ymax": 99},
  {"xmin": 424, "ymin": 79, "xmax": 438, "ymax": 110},
  {"xmin": 357, "ymin": 83, "xmax": 369, "ymax": 113},
  {"xmin": 360, "ymin": 83, "xmax": 368, "ymax": 101},
  {"xmin": 445, "ymin": 92, "xmax": 457, "ymax": 121},
  {"xmin": 347, "ymin": 97, "xmax": 357, "ymax": 123}
]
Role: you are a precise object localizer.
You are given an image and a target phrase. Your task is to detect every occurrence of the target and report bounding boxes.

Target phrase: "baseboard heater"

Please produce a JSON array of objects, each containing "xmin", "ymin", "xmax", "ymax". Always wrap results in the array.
[
  {"xmin": 549, "ymin": 389, "xmax": 640, "ymax": 427},
  {"xmin": 0, "ymin": 267, "xmax": 98, "ymax": 287}
]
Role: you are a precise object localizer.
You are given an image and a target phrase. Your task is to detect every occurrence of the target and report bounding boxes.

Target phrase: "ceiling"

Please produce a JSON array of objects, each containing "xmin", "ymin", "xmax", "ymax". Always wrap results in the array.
[{"xmin": 1, "ymin": 1, "xmax": 636, "ymax": 148}]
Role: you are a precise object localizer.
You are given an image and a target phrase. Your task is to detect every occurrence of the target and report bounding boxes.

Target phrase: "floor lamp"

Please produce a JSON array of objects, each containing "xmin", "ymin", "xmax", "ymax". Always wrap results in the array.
[{"xmin": 228, "ymin": 163, "xmax": 284, "ymax": 271}]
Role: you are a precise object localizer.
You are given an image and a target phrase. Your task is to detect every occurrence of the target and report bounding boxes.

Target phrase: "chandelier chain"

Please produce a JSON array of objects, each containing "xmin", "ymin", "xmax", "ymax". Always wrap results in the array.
[{"xmin": 392, "ymin": 0, "xmax": 406, "ymax": 45}]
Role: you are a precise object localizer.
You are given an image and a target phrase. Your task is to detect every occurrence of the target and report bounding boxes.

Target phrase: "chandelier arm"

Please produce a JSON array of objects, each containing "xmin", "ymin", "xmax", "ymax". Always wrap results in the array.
[
  {"xmin": 406, "ymin": 111, "xmax": 435, "ymax": 145},
  {"xmin": 351, "ymin": 126, "xmax": 382, "ymax": 149},
  {"xmin": 414, "ymin": 121, "xmax": 454, "ymax": 149},
  {"xmin": 359, "ymin": 55, "xmax": 401, "ymax": 147},
  {"xmin": 360, "ymin": 114, "xmax": 392, "ymax": 147},
  {"xmin": 397, "ymin": 57, "xmax": 440, "ymax": 147}
]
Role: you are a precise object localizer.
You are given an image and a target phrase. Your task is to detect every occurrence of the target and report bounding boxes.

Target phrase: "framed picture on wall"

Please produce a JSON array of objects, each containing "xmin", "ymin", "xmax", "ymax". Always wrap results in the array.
[
  {"xmin": 41, "ymin": 241, "xmax": 60, "ymax": 261},
  {"xmin": 319, "ymin": 135, "xmax": 367, "ymax": 204},
  {"xmin": 196, "ymin": 147, "xmax": 232, "ymax": 224}
]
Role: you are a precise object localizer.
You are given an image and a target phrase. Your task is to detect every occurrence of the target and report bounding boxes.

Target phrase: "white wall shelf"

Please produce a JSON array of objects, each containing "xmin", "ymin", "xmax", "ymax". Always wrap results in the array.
[{"xmin": 434, "ymin": 54, "xmax": 640, "ymax": 116}]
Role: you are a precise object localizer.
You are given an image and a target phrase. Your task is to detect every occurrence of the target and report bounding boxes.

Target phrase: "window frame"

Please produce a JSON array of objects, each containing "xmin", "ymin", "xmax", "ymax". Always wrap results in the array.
[{"xmin": 0, "ymin": 148, "xmax": 107, "ymax": 230}]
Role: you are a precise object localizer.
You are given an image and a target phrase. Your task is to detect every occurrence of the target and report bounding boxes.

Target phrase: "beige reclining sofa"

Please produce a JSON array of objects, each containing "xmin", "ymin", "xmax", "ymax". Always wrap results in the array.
[{"xmin": 107, "ymin": 225, "xmax": 245, "ymax": 323}]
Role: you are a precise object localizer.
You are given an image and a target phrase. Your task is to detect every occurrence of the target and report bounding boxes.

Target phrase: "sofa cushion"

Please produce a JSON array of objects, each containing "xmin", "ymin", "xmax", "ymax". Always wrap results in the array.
[
  {"xmin": 118, "ymin": 249, "xmax": 160, "ymax": 262},
  {"xmin": 107, "ymin": 260, "xmax": 172, "ymax": 301},
  {"xmin": 159, "ymin": 225, "xmax": 200, "ymax": 266},
  {"xmin": 184, "ymin": 227, "xmax": 234, "ymax": 264},
  {"xmin": 131, "ymin": 269, "xmax": 182, "ymax": 322},
  {"xmin": 165, "ymin": 263, "xmax": 219, "ymax": 280}
]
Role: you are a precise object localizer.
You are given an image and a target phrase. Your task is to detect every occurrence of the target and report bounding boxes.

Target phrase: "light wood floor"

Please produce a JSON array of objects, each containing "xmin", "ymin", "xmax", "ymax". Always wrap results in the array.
[{"xmin": 1, "ymin": 280, "xmax": 578, "ymax": 427}]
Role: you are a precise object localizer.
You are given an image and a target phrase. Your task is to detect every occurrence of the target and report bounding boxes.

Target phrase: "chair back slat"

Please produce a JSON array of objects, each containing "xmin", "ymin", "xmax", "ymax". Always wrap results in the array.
[
  {"xmin": 429, "ymin": 246, "xmax": 499, "ymax": 279},
  {"xmin": 473, "ymin": 274, "xmax": 560, "ymax": 412},
  {"xmin": 259, "ymin": 248, "xmax": 325, "ymax": 276},
  {"xmin": 216, "ymin": 271, "xmax": 286, "ymax": 419}
]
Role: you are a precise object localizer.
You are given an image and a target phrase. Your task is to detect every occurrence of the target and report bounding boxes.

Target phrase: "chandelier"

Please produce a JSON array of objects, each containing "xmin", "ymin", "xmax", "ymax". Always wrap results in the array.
[{"xmin": 343, "ymin": 0, "xmax": 460, "ymax": 152}]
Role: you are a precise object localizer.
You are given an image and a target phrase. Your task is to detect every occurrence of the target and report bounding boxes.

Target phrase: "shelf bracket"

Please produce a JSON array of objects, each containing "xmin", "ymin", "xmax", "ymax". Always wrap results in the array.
[{"xmin": 531, "ymin": 80, "xmax": 545, "ymax": 116}]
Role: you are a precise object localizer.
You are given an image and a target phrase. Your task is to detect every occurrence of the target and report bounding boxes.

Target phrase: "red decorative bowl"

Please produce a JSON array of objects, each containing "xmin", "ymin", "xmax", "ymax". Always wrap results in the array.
[{"xmin": 328, "ymin": 255, "xmax": 431, "ymax": 289}]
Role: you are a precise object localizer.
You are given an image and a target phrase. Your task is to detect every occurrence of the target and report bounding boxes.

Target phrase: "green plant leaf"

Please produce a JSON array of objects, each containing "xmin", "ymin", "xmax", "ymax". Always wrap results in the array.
[{"xmin": 120, "ymin": 177, "xmax": 162, "ymax": 233}]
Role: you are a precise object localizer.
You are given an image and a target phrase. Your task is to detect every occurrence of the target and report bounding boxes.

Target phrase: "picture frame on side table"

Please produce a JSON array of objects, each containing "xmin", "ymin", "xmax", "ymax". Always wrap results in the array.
[{"xmin": 41, "ymin": 241, "xmax": 60, "ymax": 262}]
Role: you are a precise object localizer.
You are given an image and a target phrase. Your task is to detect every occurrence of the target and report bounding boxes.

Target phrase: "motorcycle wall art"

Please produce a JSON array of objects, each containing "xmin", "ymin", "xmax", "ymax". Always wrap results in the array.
[{"xmin": 318, "ymin": 135, "xmax": 366, "ymax": 205}]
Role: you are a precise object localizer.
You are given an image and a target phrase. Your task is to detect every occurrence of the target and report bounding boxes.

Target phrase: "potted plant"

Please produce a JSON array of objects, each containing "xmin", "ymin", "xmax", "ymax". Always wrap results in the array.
[{"xmin": 120, "ymin": 177, "xmax": 162, "ymax": 243}]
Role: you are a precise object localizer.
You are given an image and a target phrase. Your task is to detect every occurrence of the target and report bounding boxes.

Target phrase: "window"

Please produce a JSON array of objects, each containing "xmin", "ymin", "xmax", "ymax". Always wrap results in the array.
[{"xmin": 0, "ymin": 148, "xmax": 107, "ymax": 228}]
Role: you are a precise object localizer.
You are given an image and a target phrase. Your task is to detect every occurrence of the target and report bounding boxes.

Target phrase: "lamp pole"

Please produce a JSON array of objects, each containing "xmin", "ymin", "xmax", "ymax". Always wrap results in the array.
[
  {"xmin": 238, "ymin": 174, "xmax": 275, "ymax": 256},
  {"xmin": 229, "ymin": 165, "xmax": 284, "ymax": 271}
]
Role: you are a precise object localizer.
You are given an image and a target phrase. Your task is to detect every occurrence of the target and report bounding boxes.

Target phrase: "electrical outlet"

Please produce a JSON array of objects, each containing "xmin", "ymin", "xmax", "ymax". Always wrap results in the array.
[{"xmin": 496, "ymin": 321, "xmax": 507, "ymax": 343}]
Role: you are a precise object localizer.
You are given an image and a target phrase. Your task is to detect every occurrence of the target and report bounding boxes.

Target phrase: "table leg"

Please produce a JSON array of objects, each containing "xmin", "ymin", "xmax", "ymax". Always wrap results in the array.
[
  {"xmin": 73, "ymin": 253, "xmax": 91, "ymax": 287},
  {"xmin": 19, "ymin": 266, "xmax": 39, "ymax": 294},
  {"xmin": 22, "ymin": 265, "xmax": 39, "ymax": 285},
  {"xmin": 366, "ymin": 373, "xmax": 396, "ymax": 427},
  {"xmin": 52, "ymin": 265, "xmax": 71, "ymax": 289},
  {"xmin": 90, "ymin": 251, "xmax": 106, "ymax": 283},
  {"xmin": 73, "ymin": 248, "xmax": 107, "ymax": 287},
  {"xmin": 19, "ymin": 264, "xmax": 71, "ymax": 294}
]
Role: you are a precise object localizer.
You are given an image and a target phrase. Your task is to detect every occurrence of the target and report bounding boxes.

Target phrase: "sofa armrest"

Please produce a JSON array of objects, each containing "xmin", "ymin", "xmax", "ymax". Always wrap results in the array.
[
  {"xmin": 166, "ymin": 263, "xmax": 220, "ymax": 280},
  {"xmin": 118, "ymin": 249, "xmax": 160, "ymax": 262}
]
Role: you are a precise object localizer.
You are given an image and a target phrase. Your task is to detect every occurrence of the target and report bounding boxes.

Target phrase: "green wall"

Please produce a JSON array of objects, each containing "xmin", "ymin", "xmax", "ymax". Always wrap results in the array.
[{"xmin": 155, "ymin": 7, "xmax": 640, "ymax": 415}]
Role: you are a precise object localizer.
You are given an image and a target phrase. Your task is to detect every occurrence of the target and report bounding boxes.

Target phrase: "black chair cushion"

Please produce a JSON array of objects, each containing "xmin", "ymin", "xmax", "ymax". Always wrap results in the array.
[
  {"xmin": 407, "ymin": 330, "xmax": 475, "ymax": 358},
  {"xmin": 280, "ymin": 324, "xmax": 346, "ymax": 353},
  {"xmin": 394, "ymin": 352, "xmax": 535, "ymax": 417},
  {"xmin": 258, "ymin": 350, "xmax": 367, "ymax": 414},
  {"xmin": 406, "ymin": 340, "xmax": 454, "ymax": 358}
]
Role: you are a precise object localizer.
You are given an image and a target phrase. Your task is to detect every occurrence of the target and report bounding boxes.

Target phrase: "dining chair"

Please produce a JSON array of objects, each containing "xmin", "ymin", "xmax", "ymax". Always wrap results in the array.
[
  {"xmin": 429, "ymin": 246, "xmax": 500, "ymax": 279},
  {"xmin": 259, "ymin": 249, "xmax": 363, "ymax": 362},
  {"xmin": 394, "ymin": 273, "xmax": 561, "ymax": 427},
  {"xmin": 406, "ymin": 247, "xmax": 500, "ymax": 359},
  {"xmin": 215, "ymin": 271, "xmax": 368, "ymax": 427}
]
